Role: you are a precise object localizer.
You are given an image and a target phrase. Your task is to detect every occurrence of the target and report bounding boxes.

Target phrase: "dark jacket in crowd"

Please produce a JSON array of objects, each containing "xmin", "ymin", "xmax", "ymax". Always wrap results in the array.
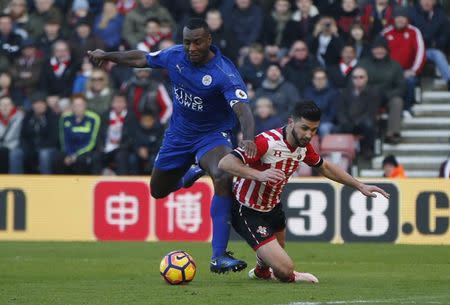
[
  {"xmin": 255, "ymin": 114, "xmax": 284, "ymax": 135},
  {"xmin": 210, "ymin": 26, "xmax": 239, "ymax": 64},
  {"xmin": 336, "ymin": 85, "xmax": 380, "ymax": 127},
  {"xmin": 358, "ymin": 54, "xmax": 406, "ymax": 101},
  {"xmin": 40, "ymin": 58, "xmax": 80, "ymax": 97},
  {"xmin": 255, "ymin": 77, "xmax": 300, "ymax": 120},
  {"xmin": 309, "ymin": 35, "xmax": 344, "ymax": 67},
  {"xmin": 409, "ymin": 4, "xmax": 450, "ymax": 50},
  {"xmin": 0, "ymin": 32, "xmax": 23, "ymax": 63},
  {"xmin": 327, "ymin": 63, "xmax": 356, "ymax": 89},
  {"xmin": 20, "ymin": 108, "xmax": 59, "ymax": 152},
  {"xmin": 225, "ymin": 3, "xmax": 264, "ymax": 49},
  {"xmin": 303, "ymin": 85, "xmax": 338, "ymax": 124},
  {"xmin": 282, "ymin": 56, "xmax": 321, "ymax": 94},
  {"xmin": 96, "ymin": 109, "xmax": 138, "ymax": 153},
  {"xmin": 281, "ymin": 16, "xmax": 319, "ymax": 49},
  {"xmin": 239, "ymin": 58, "xmax": 269, "ymax": 89}
]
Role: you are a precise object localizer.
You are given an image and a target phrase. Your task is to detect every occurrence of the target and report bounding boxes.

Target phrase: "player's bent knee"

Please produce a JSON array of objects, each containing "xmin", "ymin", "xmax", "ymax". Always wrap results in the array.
[
  {"xmin": 150, "ymin": 187, "xmax": 170, "ymax": 199},
  {"xmin": 210, "ymin": 169, "xmax": 232, "ymax": 186}
]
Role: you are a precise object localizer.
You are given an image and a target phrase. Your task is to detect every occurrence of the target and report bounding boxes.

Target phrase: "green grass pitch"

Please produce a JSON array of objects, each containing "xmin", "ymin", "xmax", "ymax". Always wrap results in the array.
[{"xmin": 0, "ymin": 241, "xmax": 449, "ymax": 305}]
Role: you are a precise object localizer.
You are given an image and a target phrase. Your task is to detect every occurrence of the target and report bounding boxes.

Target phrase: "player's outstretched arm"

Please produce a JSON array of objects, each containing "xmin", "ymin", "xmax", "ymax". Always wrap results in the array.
[
  {"xmin": 232, "ymin": 102, "xmax": 257, "ymax": 158},
  {"xmin": 219, "ymin": 154, "xmax": 285, "ymax": 183},
  {"xmin": 317, "ymin": 160, "xmax": 390, "ymax": 199},
  {"xmin": 87, "ymin": 49, "xmax": 148, "ymax": 68}
]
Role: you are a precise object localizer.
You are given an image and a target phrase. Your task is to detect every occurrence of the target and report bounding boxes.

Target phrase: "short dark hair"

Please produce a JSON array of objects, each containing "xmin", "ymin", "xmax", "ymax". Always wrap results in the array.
[
  {"xmin": 312, "ymin": 67, "xmax": 327, "ymax": 77},
  {"xmin": 70, "ymin": 93, "xmax": 87, "ymax": 103},
  {"xmin": 113, "ymin": 92, "xmax": 127, "ymax": 100},
  {"xmin": 140, "ymin": 110, "xmax": 155, "ymax": 118},
  {"xmin": 292, "ymin": 101, "xmax": 321, "ymax": 122},
  {"xmin": 382, "ymin": 155, "xmax": 399, "ymax": 167},
  {"xmin": 185, "ymin": 18, "xmax": 210, "ymax": 34},
  {"xmin": 145, "ymin": 17, "xmax": 161, "ymax": 25},
  {"xmin": 0, "ymin": 13, "xmax": 12, "ymax": 20}
]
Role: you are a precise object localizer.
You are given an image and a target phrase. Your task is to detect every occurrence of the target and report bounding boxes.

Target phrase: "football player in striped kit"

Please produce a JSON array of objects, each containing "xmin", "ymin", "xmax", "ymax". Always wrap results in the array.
[{"xmin": 219, "ymin": 101, "xmax": 390, "ymax": 283}]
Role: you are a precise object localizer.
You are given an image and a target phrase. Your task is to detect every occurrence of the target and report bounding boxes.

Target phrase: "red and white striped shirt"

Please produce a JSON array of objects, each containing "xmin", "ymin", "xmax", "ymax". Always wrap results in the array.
[{"xmin": 232, "ymin": 127, "xmax": 322, "ymax": 212}]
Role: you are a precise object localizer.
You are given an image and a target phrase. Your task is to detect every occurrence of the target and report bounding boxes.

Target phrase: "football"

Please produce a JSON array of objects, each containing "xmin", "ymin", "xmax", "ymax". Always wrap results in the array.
[{"xmin": 160, "ymin": 250, "xmax": 197, "ymax": 285}]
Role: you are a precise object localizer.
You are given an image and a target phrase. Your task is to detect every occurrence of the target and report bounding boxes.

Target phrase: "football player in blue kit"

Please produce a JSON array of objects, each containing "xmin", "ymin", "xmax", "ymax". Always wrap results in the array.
[{"xmin": 88, "ymin": 18, "xmax": 256, "ymax": 273}]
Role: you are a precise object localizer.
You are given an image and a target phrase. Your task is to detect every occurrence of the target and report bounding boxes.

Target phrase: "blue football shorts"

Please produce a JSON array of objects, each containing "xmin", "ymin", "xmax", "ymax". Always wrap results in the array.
[{"xmin": 153, "ymin": 130, "xmax": 233, "ymax": 171}]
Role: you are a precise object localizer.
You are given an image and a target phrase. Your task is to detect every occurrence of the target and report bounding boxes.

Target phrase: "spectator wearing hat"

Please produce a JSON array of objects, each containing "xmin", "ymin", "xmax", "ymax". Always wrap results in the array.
[
  {"xmin": 382, "ymin": 6, "xmax": 426, "ymax": 115},
  {"xmin": 410, "ymin": 0, "xmax": 450, "ymax": 90},
  {"xmin": 255, "ymin": 63, "xmax": 300, "ymax": 121},
  {"xmin": 122, "ymin": 0, "xmax": 175, "ymax": 48},
  {"xmin": 93, "ymin": 0, "xmax": 124, "ymax": 51},
  {"xmin": 40, "ymin": 40, "xmax": 80, "ymax": 97},
  {"xmin": 27, "ymin": 0, "xmax": 63, "ymax": 39},
  {"xmin": 359, "ymin": 36, "xmax": 406, "ymax": 144},
  {"xmin": 35, "ymin": 17, "xmax": 64, "ymax": 57},
  {"xmin": 11, "ymin": 39, "xmax": 43, "ymax": 107},
  {"xmin": 69, "ymin": 19, "xmax": 105, "ymax": 63},
  {"xmin": 382, "ymin": 154, "xmax": 406, "ymax": 178},
  {"xmin": 67, "ymin": 0, "xmax": 93, "ymax": 31},
  {"xmin": 17, "ymin": 92, "xmax": 59, "ymax": 174},
  {"xmin": 0, "ymin": 95, "xmax": 24, "ymax": 173},
  {"xmin": 0, "ymin": 13, "xmax": 23, "ymax": 65},
  {"xmin": 122, "ymin": 67, "xmax": 172, "ymax": 124}
]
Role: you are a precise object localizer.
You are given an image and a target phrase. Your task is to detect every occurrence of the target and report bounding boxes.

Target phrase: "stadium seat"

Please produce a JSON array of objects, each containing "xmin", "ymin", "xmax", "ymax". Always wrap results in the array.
[{"xmin": 320, "ymin": 134, "xmax": 357, "ymax": 172}]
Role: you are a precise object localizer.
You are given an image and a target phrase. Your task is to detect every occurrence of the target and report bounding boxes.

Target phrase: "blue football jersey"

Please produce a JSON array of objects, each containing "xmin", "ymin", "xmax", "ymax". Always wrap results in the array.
[{"xmin": 145, "ymin": 45, "xmax": 248, "ymax": 139}]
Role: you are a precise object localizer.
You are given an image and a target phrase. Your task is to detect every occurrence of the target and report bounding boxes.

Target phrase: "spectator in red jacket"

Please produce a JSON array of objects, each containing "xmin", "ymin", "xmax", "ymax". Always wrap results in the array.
[
  {"xmin": 382, "ymin": 6, "xmax": 426, "ymax": 115},
  {"xmin": 360, "ymin": 0, "xmax": 396, "ymax": 40}
]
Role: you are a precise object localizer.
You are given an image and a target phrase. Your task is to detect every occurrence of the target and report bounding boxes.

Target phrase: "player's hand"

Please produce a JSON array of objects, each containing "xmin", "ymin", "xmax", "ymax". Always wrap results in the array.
[
  {"xmin": 257, "ymin": 168, "xmax": 285, "ymax": 183},
  {"xmin": 87, "ymin": 49, "xmax": 106, "ymax": 67},
  {"xmin": 240, "ymin": 140, "xmax": 257, "ymax": 159},
  {"xmin": 359, "ymin": 184, "xmax": 390, "ymax": 199}
]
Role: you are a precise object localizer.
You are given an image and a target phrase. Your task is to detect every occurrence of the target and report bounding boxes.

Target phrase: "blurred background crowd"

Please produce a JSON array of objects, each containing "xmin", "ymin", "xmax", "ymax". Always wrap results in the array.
[{"xmin": 0, "ymin": 0, "xmax": 449, "ymax": 176}]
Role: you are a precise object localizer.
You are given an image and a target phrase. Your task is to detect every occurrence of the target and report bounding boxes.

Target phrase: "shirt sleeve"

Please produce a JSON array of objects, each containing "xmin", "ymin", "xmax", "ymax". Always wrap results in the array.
[
  {"xmin": 145, "ymin": 47, "xmax": 172, "ymax": 69},
  {"xmin": 303, "ymin": 143, "xmax": 323, "ymax": 167},
  {"xmin": 221, "ymin": 69, "xmax": 249, "ymax": 108},
  {"xmin": 231, "ymin": 134, "xmax": 269, "ymax": 164}
]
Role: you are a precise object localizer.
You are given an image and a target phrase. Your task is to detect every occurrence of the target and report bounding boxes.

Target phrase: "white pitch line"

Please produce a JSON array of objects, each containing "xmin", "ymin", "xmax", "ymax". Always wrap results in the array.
[{"xmin": 283, "ymin": 296, "xmax": 448, "ymax": 305}]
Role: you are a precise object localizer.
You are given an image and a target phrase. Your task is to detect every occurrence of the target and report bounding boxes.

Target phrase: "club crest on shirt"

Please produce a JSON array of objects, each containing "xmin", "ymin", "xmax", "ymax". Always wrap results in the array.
[
  {"xmin": 202, "ymin": 74, "xmax": 212, "ymax": 86},
  {"xmin": 235, "ymin": 89, "xmax": 248, "ymax": 99},
  {"xmin": 256, "ymin": 226, "xmax": 269, "ymax": 238}
]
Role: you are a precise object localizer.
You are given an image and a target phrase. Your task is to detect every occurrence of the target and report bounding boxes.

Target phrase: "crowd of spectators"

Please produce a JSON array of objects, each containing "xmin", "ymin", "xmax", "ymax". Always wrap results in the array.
[{"xmin": 0, "ymin": 0, "xmax": 449, "ymax": 175}]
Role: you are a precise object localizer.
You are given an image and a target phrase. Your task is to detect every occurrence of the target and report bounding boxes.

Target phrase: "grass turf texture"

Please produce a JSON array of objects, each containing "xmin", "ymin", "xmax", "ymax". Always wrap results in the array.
[{"xmin": 0, "ymin": 242, "xmax": 449, "ymax": 305}]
